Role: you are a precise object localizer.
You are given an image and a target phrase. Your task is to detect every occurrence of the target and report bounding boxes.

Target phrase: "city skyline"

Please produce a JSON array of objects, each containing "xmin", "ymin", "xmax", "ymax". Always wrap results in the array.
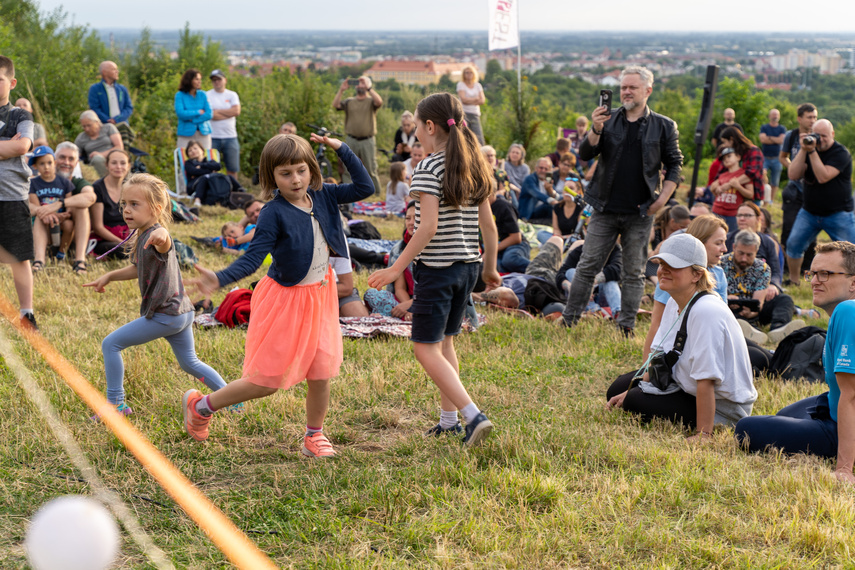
[{"xmin": 34, "ymin": 0, "xmax": 855, "ymax": 33}]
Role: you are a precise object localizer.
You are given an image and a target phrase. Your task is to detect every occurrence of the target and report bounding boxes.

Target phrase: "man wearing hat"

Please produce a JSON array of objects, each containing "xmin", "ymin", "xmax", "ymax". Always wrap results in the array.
[{"xmin": 206, "ymin": 69, "xmax": 242, "ymax": 177}]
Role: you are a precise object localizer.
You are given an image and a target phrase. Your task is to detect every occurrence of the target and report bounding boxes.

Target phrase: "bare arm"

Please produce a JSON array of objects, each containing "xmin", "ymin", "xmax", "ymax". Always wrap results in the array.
[
  {"xmin": 90, "ymin": 133, "xmax": 124, "ymax": 158},
  {"xmin": 779, "ymin": 150, "xmax": 791, "ymax": 170},
  {"xmin": 788, "ymin": 145, "xmax": 808, "ymax": 180},
  {"xmin": 478, "ymin": 200, "xmax": 501, "ymax": 288},
  {"xmin": 332, "ymin": 81, "xmax": 347, "ymax": 110},
  {"xmin": 806, "ymin": 150, "xmax": 841, "ymax": 184},
  {"xmin": 694, "ymin": 379, "xmax": 716, "ymax": 436},
  {"xmin": 497, "ymin": 231, "xmax": 522, "ymax": 253},
  {"xmin": 212, "ymin": 104, "xmax": 241, "ymax": 120},
  {"xmin": 836, "ymin": 372, "xmax": 855, "ymax": 484},
  {"xmin": 336, "ymin": 271, "xmax": 354, "ymax": 298},
  {"xmin": 0, "ymin": 135, "xmax": 31, "ymax": 160},
  {"xmin": 369, "ymin": 88, "xmax": 383, "ymax": 109},
  {"xmin": 551, "ymin": 210, "xmax": 561, "ymax": 236}
]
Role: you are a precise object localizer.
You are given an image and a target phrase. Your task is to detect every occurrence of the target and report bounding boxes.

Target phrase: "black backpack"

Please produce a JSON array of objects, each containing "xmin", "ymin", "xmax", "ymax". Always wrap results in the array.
[
  {"xmin": 523, "ymin": 278, "xmax": 565, "ymax": 314},
  {"xmin": 349, "ymin": 220, "xmax": 382, "ymax": 240},
  {"xmin": 768, "ymin": 326, "xmax": 826, "ymax": 382}
]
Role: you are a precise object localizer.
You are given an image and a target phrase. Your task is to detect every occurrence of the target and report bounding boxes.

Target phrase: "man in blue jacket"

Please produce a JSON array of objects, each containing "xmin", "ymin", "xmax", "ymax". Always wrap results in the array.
[{"xmin": 87, "ymin": 61, "xmax": 133, "ymax": 127}]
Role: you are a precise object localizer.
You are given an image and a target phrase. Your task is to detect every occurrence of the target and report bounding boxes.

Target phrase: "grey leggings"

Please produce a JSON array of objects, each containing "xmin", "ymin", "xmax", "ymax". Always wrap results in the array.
[{"xmin": 102, "ymin": 311, "xmax": 226, "ymax": 405}]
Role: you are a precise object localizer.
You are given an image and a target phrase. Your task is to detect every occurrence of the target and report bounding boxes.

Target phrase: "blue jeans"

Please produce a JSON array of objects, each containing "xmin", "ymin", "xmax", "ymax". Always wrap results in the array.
[
  {"xmin": 566, "ymin": 268, "xmax": 621, "ymax": 314},
  {"xmin": 464, "ymin": 112, "xmax": 484, "ymax": 145},
  {"xmin": 764, "ymin": 156, "xmax": 783, "ymax": 187},
  {"xmin": 498, "ymin": 242, "xmax": 531, "ymax": 273},
  {"xmin": 734, "ymin": 393, "xmax": 837, "ymax": 459},
  {"xmin": 211, "ymin": 137, "xmax": 240, "ymax": 173},
  {"xmin": 786, "ymin": 209, "xmax": 855, "ymax": 259},
  {"xmin": 715, "ymin": 213, "xmax": 737, "ymax": 233},
  {"xmin": 536, "ymin": 229, "xmax": 554, "ymax": 245},
  {"xmin": 563, "ymin": 211, "xmax": 652, "ymax": 329},
  {"xmin": 102, "ymin": 311, "xmax": 226, "ymax": 405}
]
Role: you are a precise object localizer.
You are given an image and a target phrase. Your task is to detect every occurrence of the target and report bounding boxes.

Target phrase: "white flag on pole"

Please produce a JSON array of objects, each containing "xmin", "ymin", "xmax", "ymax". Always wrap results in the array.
[{"xmin": 488, "ymin": 0, "xmax": 519, "ymax": 51}]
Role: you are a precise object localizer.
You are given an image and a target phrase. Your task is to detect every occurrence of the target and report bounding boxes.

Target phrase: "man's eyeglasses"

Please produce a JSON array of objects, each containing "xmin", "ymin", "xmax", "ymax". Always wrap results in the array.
[
  {"xmin": 736, "ymin": 213, "xmax": 756, "ymax": 219},
  {"xmin": 804, "ymin": 270, "xmax": 855, "ymax": 283}
]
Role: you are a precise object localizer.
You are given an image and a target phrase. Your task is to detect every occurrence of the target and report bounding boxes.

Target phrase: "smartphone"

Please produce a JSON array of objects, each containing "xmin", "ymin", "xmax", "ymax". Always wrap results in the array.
[
  {"xmin": 347, "ymin": 79, "xmax": 359, "ymax": 87},
  {"xmin": 598, "ymin": 89, "xmax": 613, "ymax": 116}
]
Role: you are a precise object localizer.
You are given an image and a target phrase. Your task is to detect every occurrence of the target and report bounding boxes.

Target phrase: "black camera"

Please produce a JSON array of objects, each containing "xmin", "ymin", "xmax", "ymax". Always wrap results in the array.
[{"xmin": 803, "ymin": 134, "xmax": 819, "ymax": 145}]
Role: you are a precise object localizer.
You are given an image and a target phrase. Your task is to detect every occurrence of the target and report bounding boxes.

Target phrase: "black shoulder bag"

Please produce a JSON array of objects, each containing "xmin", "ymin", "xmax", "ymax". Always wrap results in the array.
[{"xmin": 646, "ymin": 291, "xmax": 710, "ymax": 391}]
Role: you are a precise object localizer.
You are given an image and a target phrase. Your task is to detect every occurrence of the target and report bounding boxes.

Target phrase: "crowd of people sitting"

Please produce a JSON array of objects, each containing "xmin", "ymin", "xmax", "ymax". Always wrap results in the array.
[{"xmin": 3, "ymin": 54, "xmax": 855, "ymax": 479}]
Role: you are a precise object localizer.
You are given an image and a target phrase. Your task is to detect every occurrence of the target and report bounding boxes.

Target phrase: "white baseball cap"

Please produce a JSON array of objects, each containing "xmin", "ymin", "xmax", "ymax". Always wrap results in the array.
[{"xmin": 649, "ymin": 233, "xmax": 707, "ymax": 269}]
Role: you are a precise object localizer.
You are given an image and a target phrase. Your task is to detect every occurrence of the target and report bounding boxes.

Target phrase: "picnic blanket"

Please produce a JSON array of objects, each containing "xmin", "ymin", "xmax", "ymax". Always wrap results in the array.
[
  {"xmin": 352, "ymin": 201, "xmax": 391, "ymax": 216},
  {"xmin": 346, "ymin": 238, "xmax": 398, "ymax": 254}
]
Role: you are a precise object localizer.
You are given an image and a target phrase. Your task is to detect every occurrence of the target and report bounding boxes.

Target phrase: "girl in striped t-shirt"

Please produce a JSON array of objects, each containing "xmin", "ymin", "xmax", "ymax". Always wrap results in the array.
[{"xmin": 368, "ymin": 92, "xmax": 501, "ymax": 446}]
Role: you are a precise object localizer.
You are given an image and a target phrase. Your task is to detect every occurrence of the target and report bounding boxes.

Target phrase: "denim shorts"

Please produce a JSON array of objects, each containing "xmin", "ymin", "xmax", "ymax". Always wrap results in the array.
[
  {"xmin": 211, "ymin": 137, "xmax": 240, "ymax": 173},
  {"xmin": 409, "ymin": 260, "xmax": 480, "ymax": 343},
  {"xmin": 786, "ymin": 209, "xmax": 855, "ymax": 259},
  {"xmin": 764, "ymin": 156, "xmax": 783, "ymax": 186}
]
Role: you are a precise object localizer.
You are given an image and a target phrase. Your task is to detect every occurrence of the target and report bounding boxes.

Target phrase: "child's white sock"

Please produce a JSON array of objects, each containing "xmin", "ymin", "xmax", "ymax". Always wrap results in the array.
[
  {"xmin": 439, "ymin": 409, "xmax": 459, "ymax": 430},
  {"xmin": 305, "ymin": 425, "xmax": 322, "ymax": 437},
  {"xmin": 195, "ymin": 395, "xmax": 216, "ymax": 417},
  {"xmin": 20, "ymin": 309, "xmax": 33, "ymax": 317},
  {"xmin": 460, "ymin": 403, "xmax": 481, "ymax": 424}
]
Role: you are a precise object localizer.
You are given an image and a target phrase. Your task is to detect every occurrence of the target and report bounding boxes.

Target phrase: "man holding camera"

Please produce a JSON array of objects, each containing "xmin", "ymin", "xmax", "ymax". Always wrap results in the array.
[
  {"xmin": 785, "ymin": 119, "xmax": 855, "ymax": 284},
  {"xmin": 722, "ymin": 230, "xmax": 799, "ymax": 345},
  {"xmin": 561, "ymin": 66, "xmax": 683, "ymax": 336},
  {"xmin": 333, "ymin": 75, "xmax": 383, "ymax": 194}
]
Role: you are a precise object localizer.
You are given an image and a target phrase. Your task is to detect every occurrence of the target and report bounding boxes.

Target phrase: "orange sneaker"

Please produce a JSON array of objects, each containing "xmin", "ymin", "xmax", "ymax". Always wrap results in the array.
[
  {"xmin": 301, "ymin": 432, "xmax": 336, "ymax": 458},
  {"xmin": 182, "ymin": 389, "xmax": 211, "ymax": 441}
]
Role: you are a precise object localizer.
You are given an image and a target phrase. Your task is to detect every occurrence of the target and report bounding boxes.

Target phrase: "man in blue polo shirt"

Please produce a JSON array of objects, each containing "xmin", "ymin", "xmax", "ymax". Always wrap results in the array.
[
  {"xmin": 759, "ymin": 108, "xmax": 786, "ymax": 203},
  {"xmin": 736, "ymin": 241, "xmax": 855, "ymax": 485}
]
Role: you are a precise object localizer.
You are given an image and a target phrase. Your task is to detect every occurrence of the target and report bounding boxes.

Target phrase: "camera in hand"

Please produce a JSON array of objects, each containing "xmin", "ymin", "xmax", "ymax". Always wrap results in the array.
[
  {"xmin": 347, "ymin": 79, "xmax": 359, "ymax": 87},
  {"xmin": 803, "ymin": 134, "xmax": 819, "ymax": 145},
  {"xmin": 728, "ymin": 298, "xmax": 761, "ymax": 314},
  {"xmin": 598, "ymin": 89, "xmax": 613, "ymax": 116}
]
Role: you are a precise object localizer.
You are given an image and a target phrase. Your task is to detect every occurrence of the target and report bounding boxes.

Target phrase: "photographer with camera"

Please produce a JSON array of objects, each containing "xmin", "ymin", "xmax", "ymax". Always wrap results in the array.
[
  {"xmin": 333, "ymin": 75, "xmax": 383, "ymax": 194},
  {"xmin": 785, "ymin": 119, "xmax": 855, "ymax": 284},
  {"xmin": 722, "ymin": 230, "xmax": 800, "ymax": 345}
]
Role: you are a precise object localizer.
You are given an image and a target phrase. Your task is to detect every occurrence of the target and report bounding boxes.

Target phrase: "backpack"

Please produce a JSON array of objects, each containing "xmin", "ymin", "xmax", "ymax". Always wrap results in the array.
[
  {"xmin": 349, "ymin": 220, "xmax": 382, "ymax": 240},
  {"xmin": 171, "ymin": 199, "xmax": 200, "ymax": 223},
  {"xmin": 768, "ymin": 326, "xmax": 826, "ymax": 382},
  {"xmin": 523, "ymin": 278, "xmax": 565, "ymax": 314}
]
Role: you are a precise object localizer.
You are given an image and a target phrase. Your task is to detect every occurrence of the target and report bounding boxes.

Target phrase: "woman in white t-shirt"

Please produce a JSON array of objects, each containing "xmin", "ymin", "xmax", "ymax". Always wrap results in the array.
[
  {"xmin": 606, "ymin": 233, "xmax": 757, "ymax": 439},
  {"xmin": 456, "ymin": 66, "xmax": 486, "ymax": 145}
]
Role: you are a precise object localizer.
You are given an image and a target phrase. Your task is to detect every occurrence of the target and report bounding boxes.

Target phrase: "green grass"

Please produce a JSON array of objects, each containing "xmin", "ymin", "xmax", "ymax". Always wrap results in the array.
[{"xmin": 1, "ymin": 201, "xmax": 854, "ymax": 569}]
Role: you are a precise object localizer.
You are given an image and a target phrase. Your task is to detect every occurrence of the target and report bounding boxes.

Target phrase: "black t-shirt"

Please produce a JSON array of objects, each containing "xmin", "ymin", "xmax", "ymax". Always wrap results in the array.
[
  {"xmin": 491, "ymin": 196, "xmax": 523, "ymax": 243},
  {"xmin": 393, "ymin": 127, "xmax": 417, "ymax": 160},
  {"xmin": 553, "ymin": 202, "xmax": 580, "ymax": 235},
  {"xmin": 605, "ymin": 120, "xmax": 647, "ymax": 214},
  {"xmin": 711, "ymin": 122, "xmax": 743, "ymax": 144},
  {"xmin": 92, "ymin": 178, "xmax": 126, "ymax": 227},
  {"xmin": 803, "ymin": 141, "xmax": 853, "ymax": 216}
]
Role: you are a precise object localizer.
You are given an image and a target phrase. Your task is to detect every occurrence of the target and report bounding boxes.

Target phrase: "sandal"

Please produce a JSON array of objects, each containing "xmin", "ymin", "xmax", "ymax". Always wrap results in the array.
[
  {"xmin": 72, "ymin": 260, "xmax": 88, "ymax": 275},
  {"xmin": 31, "ymin": 260, "xmax": 44, "ymax": 273}
]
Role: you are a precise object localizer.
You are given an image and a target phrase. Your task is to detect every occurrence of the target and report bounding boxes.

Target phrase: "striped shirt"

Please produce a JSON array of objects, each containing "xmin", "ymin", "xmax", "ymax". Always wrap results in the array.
[{"xmin": 409, "ymin": 151, "xmax": 481, "ymax": 267}]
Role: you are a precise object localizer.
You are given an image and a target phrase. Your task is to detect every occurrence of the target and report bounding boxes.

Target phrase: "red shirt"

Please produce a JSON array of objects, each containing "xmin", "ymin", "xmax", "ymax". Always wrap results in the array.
[{"xmin": 712, "ymin": 167, "xmax": 746, "ymax": 217}]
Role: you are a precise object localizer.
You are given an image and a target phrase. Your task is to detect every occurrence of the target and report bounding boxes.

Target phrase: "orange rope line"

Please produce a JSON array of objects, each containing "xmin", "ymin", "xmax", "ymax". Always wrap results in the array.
[{"xmin": 0, "ymin": 294, "xmax": 277, "ymax": 570}]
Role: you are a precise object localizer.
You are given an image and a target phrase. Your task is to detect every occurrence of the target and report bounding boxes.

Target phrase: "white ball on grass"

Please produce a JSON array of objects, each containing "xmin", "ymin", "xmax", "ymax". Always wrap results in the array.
[{"xmin": 25, "ymin": 495, "xmax": 120, "ymax": 570}]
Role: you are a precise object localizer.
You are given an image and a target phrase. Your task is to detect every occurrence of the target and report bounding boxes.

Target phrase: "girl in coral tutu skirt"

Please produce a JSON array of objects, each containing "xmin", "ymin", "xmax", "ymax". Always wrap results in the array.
[{"xmin": 186, "ymin": 133, "xmax": 373, "ymax": 458}]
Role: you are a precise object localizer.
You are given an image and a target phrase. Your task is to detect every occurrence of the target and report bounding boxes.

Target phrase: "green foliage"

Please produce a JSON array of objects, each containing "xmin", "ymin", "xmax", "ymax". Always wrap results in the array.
[
  {"xmin": 713, "ymin": 77, "xmax": 770, "ymax": 145},
  {"xmin": 484, "ymin": 78, "xmax": 550, "ymax": 160}
]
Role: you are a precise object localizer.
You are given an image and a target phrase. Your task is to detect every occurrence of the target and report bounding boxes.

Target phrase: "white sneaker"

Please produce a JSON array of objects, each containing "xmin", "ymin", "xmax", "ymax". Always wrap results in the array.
[
  {"xmin": 738, "ymin": 319, "xmax": 768, "ymax": 345},
  {"xmin": 768, "ymin": 319, "xmax": 807, "ymax": 345}
]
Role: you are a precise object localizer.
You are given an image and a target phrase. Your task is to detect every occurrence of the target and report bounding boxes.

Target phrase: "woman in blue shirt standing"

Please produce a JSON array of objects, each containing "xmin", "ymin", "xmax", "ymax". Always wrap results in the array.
[{"xmin": 174, "ymin": 69, "xmax": 212, "ymax": 150}]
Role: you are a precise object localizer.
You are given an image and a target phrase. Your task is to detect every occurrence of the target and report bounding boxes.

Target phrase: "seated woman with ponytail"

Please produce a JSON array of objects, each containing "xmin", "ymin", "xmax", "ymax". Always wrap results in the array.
[{"xmin": 606, "ymin": 233, "xmax": 757, "ymax": 439}]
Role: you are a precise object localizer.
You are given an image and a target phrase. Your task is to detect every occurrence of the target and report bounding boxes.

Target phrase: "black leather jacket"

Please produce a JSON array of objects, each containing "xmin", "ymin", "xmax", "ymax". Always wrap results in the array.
[{"xmin": 579, "ymin": 106, "xmax": 683, "ymax": 215}]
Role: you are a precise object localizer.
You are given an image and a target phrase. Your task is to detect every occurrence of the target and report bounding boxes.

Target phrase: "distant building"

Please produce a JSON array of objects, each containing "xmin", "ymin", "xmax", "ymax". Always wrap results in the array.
[{"xmin": 365, "ymin": 60, "xmax": 477, "ymax": 86}]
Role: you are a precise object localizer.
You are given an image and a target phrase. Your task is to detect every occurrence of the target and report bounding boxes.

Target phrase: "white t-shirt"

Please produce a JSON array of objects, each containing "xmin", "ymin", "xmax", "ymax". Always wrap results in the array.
[
  {"xmin": 651, "ymin": 294, "xmax": 757, "ymax": 406},
  {"xmin": 386, "ymin": 180, "xmax": 409, "ymax": 215},
  {"xmin": 456, "ymin": 82, "xmax": 483, "ymax": 116},
  {"xmin": 206, "ymin": 88, "xmax": 240, "ymax": 139},
  {"xmin": 295, "ymin": 202, "xmax": 330, "ymax": 285},
  {"xmin": 330, "ymin": 241, "xmax": 352, "ymax": 283}
]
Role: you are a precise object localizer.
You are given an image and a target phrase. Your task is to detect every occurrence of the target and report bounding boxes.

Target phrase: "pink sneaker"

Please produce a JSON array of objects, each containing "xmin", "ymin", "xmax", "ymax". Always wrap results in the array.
[
  {"xmin": 182, "ymin": 389, "xmax": 211, "ymax": 441},
  {"xmin": 301, "ymin": 432, "xmax": 336, "ymax": 458}
]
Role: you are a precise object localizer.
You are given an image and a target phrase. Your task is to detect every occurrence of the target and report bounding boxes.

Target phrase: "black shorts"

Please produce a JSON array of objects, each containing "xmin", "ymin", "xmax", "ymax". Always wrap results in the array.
[
  {"xmin": 410, "ymin": 261, "xmax": 479, "ymax": 343},
  {"xmin": 0, "ymin": 201, "xmax": 34, "ymax": 262}
]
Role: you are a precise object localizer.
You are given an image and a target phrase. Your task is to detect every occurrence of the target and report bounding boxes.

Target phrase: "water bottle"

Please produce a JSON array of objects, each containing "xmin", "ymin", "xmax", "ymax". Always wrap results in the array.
[{"xmin": 50, "ymin": 224, "xmax": 61, "ymax": 247}]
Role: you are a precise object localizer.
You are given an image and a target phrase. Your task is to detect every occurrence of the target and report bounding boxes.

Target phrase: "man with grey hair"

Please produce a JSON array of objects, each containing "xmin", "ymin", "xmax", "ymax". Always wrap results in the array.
[
  {"xmin": 519, "ymin": 156, "xmax": 558, "ymax": 221},
  {"xmin": 562, "ymin": 65, "xmax": 683, "ymax": 336},
  {"xmin": 333, "ymin": 75, "xmax": 383, "ymax": 193},
  {"xmin": 785, "ymin": 118, "xmax": 855, "ymax": 284},
  {"xmin": 38, "ymin": 142, "xmax": 96, "ymax": 273},
  {"xmin": 722, "ymin": 229, "xmax": 800, "ymax": 344},
  {"xmin": 87, "ymin": 61, "xmax": 133, "ymax": 126}
]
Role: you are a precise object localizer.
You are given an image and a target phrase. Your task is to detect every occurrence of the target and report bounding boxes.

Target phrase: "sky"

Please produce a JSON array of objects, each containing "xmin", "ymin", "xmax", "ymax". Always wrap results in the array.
[{"xmin": 34, "ymin": 0, "xmax": 855, "ymax": 33}]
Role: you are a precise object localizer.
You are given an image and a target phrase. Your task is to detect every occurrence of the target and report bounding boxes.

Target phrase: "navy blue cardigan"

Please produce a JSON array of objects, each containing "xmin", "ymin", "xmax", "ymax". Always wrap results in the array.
[{"xmin": 216, "ymin": 143, "xmax": 374, "ymax": 288}]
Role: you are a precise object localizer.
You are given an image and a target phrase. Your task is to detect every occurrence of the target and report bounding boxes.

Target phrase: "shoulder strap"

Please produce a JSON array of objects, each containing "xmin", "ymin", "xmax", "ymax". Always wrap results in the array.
[{"xmin": 672, "ymin": 291, "xmax": 710, "ymax": 354}]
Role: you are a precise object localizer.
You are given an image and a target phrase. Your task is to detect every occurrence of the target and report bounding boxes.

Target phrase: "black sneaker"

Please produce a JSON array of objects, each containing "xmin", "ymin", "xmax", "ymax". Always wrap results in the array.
[
  {"xmin": 424, "ymin": 422, "xmax": 463, "ymax": 437},
  {"xmin": 462, "ymin": 413, "xmax": 493, "ymax": 447},
  {"xmin": 20, "ymin": 313, "xmax": 38, "ymax": 331},
  {"xmin": 618, "ymin": 325, "xmax": 634, "ymax": 338}
]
